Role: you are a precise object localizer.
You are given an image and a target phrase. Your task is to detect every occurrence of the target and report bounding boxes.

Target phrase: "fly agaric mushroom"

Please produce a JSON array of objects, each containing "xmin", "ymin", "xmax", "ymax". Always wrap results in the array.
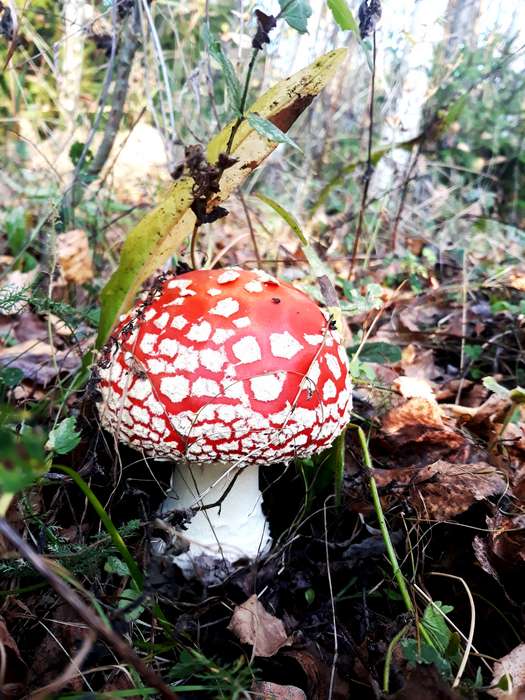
[{"xmin": 97, "ymin": 267, "xmax": 352, "ymax": 577}]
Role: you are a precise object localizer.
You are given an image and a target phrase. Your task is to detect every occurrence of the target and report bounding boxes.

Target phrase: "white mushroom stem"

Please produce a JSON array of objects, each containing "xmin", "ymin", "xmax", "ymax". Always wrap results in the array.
[{"xmin": 161, "ymin": 462, "xmax": 271, "ymax": 574}]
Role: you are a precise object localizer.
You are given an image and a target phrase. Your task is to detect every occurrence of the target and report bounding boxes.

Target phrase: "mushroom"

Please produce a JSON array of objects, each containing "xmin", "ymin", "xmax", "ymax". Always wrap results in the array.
[{"xmin": 97, "ymin": 267, "xmax": 352, "ymax": 578}]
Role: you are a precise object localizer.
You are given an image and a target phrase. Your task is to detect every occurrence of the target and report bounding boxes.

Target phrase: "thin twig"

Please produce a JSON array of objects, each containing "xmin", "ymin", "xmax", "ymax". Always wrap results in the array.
[
  {"xmin": 238, "ymin": 192, "xmax": 262, "ymax": 266},
  {"xmin": 0, "ymin": 519, "xmax": 179, "ymax": 700},
  {"xmin": 349, "ymin": 31, "xmax": 377, "ymax": 280},
  {"xmin": 390, "ymin": 141, "xmax": 422, "ymax": 251}
]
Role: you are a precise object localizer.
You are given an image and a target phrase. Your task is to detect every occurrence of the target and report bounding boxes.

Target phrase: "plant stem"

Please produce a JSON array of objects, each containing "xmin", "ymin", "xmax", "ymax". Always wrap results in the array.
[
  {"xmin": 383, "ymin": 623, "xmax": 409, "ymax": 692},
  {"xmin": 351, "ymin": 424, "xmax": 435, "ymax": 647},
  {"xmin": 352, "ymin": 424, "xmax": 414, "ymax": 614},
  {"xmin": 225, "ymin": 47, "xmax": 259, "ymax": 155},
  {"xmin": 191, "ymin": 44, "xmax": 260, "ymax": 265}
]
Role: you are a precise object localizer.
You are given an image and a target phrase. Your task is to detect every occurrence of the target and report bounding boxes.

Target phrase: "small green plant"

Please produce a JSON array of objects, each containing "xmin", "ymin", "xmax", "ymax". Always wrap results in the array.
[{"xmin": 168, "ymin": 648, "xmax": 255, "ymax": 698}]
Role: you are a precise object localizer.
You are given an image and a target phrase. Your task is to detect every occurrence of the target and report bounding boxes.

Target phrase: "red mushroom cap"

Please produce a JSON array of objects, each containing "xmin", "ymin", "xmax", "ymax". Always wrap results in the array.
[{"xmin": 98, "ymin": 268, "xmax": 352, "ymax": 464}]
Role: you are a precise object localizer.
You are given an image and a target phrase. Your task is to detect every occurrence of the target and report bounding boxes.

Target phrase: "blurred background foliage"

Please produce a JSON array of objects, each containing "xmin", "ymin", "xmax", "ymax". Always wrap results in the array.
[{"xmin": 1, "ymin": 0, "xmax": 523, "ymax": 283}]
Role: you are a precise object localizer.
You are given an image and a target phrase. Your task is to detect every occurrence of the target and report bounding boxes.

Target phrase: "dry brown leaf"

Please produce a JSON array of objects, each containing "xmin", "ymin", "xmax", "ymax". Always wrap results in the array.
[
  {"xmin": 283, "ymin": 645, "xmax": 350, "ymax": 700},
  {"xmin": 251, "ymin": 681, "xmax": 306, "ymax": 699},
  {"xmin": 0, "ymin": 340, "xmax": 82, "ymax": 385},
  {"xmin": 489, "ymin": 643, "xmax": 525, "ymax": 698},
  {"xmin": 464, "ymin": 394, "xmax": 512, "ymax": 428},
  {"xmin": 374, "ymin": 461, "xmax": 505, "ymax": 520},
  {"xmin": 400, "ymin": 344, "xmax": 439, "ymax": 381},
  {"xmin": 57, "ymin": 229, "xmax": 94, "ymax": 284},
  {"xmin": 228, "ymin": 595, "xmax": 290, "ymax": 658},
  {"xmin": 489, "ymin": 513, "xmax": 525, "ymax": 566},
  {"xmin": 394, "ymin": 376, "xmax": 436, "ymax": 402},
  {"xmin": 399, "ymin": 302, "xmax": 446, "ymax": 333},
  {"xmin": 414, "ymin": 460, "xmax": 506, "ymax": 520},
  {"xmin": 382, "ymin": 397, "xmax": 445, "ymax": 434},
  {"xmin": 506, "ymin": 271, "xmax": 525, "ymax": 292}
]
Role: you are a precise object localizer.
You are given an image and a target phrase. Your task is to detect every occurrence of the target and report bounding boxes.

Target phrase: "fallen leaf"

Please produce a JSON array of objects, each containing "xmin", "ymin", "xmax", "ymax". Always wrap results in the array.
[
  {"xmin": 251, "ymin": 681, "xmax": 306, "ymax": 699},
  {"xmin": 488, "ymin": 643, "xmax": 525, "ymax": 698},
  {"xmin": 394, "ymin": 376, "xmax": 436, "ymax": 402},
  {"xmin": 400, "ymin": 344, "xmax": 439, "ymax": 381},
  {"xmin": 414, "ymin": 461, "xmax": 506, "ymax": 520},
  {"xmin": 228, "ymin": 594, "xmax": 290, "ymax": 657},
  {"xmin": 463, "ymin": 394, "xmax": 512, "ymax": 429},
  {"xmin": 382, "ymin": 397, "xmax": 445, "ymax": 434},
  {"xmin": 56, "ymin": 229, "xmax": 94, "ymax": 284},
  {"xmin": 399, "ymin": 302, "xmax": 447, "ymax": 333},
  {"xmin": 488, "ymin": 513, "xmax": 525, "ymax": 567},
  {"xmin": 373, "ymin": 460, "xmax": 505, "ymax": 520},
  {"xmin": 473, "ymin": 514, "xmax": 525, "ymax": 601},
  {"xmin": 506, "ymin": 271, "xmax": 525, "ymax": 292},
  {"xmin": 0, "ymin": 340, "xmax": 82, "ymax": 386},
  {"xmin": 283, "ymin": 644, "xmax": 350, "ymax": 700}
]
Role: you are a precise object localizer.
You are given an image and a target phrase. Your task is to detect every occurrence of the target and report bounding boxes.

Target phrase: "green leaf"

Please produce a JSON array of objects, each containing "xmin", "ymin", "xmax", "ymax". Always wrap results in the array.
[
  {"xmin": 0, "ymin": 425, "xmax": 47, "ymax": 496},
  {"xmin": 421, "ymin": 602, "xmax": 453, "ymax": 655},
  {"xmin": 483, "ymin": 376, "xmax": 510, "ymax": 399},
  {"xmin": 118, "ymin": 587, "xmax": 144, "ymax": 622},
  {"xmin": 0, "ymin": 367, "xmax": 24, "ymax": 388},
  {"xmin": 97, "ymin": 48, "xmax": 348, "ymax": 346},
  {"xmin": 304, "ymin": 588, "xmax": 315, "ymax": 604},
  {"xmin": 47, "ymin": 417, "xmax": 81, "ymax": 455},
  {"xmin": 464, "ymin": 344, "xmax": 483, "ymax": 361},
  {"xmin": 348, "ymin": 341, "xmax": 401, "ymax": 365},
  {"xmin": 69, "ymin": 141, "xmax": 94, "ymax": 169},
  {"xmin": 105, "ymin": 556, "xmax": 131, "ymax": 577},
  {"xmin": 279, "ymin": 0, "xmax": 312, "ymax": 33},
  {"xmin": 348, "ymin": 356, "xmax": 376, "ymax": 381},
  {"xmin": 247, "ymin": 113, "xmax": 302, "ymax": 152},
  {"xmin": 494, "ymin": 673, "xmax": 512, "ymax": 692},
  {"xmin": 254, "ymin": 193, "xmax": 306, "ymax": 244},
  {"xmin": 6, "ymin": 207, "xmax": 26, "ymax": 257},
  {"xmin": 326, "ymin": 0, "xmax": 359, "ymax": 32},
  {"xmin": 206, "ymin": 32, "xmax": 242, "ymax": 114},
  {"xmin": 254, "ymin": 193, "xmax": 336, "ymax": 292},
  {"xmin": 401, "ymin": 639, "xmax": 452, "ymax": 680}
]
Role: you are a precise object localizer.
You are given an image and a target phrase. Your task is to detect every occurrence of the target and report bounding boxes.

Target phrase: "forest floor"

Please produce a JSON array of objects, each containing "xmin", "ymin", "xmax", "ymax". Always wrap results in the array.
[{"xmin": 1, "ymin": 218, "xmax": 525, "ymax": 699}]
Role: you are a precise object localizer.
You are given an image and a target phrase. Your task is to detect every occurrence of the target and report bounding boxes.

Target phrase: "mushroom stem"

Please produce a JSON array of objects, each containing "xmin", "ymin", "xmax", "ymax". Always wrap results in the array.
[{"xmin": 162, "ymin": 461, "xmax": 271, "ymax": 574}]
